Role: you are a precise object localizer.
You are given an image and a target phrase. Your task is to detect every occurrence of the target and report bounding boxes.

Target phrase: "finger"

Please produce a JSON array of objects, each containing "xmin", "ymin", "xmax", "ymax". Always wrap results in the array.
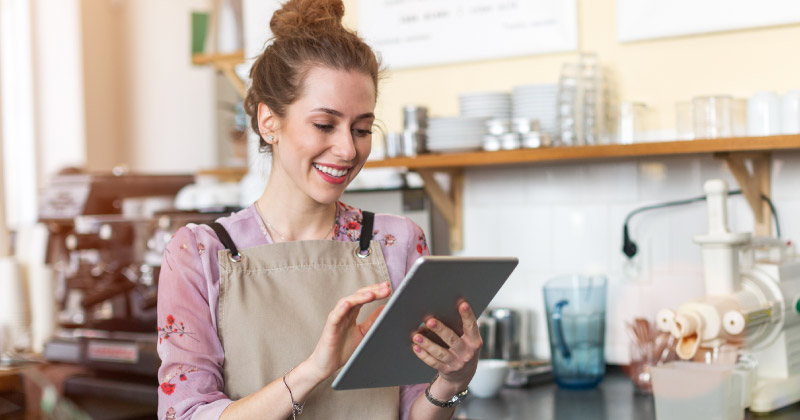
[
  {"xmin": 355, "ymin": 281, "xmax": 391, "ymax": 295},
  {"xmin": 358, "ymin": 305, "xmax": 385, "ymax": 335},
  {"xmin": 458, "ymin": 300, "xmax": 480, "ymax": 340},
  {"xmin": 412, "ymin": 332, "xmax": 455, "ymax": 364},
  {"xmin": 411, "ymin": 344, "xmax": 447, "ymax": 372},
  {"xmin": 424, "ymin": 317, "xmax": 464, "ymax": 352},
  {"xmin": 329, "ymin": 292, "xmax": 376, "ymax": 326}
]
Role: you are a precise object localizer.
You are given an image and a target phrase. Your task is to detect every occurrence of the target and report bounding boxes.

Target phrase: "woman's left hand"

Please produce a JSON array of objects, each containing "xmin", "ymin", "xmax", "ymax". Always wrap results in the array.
[{"xmin": 410, "ymin": 300, "xmax": 482, "ymax": 390}]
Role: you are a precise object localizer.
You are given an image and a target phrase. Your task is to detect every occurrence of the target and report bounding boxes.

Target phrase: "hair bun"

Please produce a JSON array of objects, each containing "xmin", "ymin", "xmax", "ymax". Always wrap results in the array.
[{"xmin": 270, "ymin": 0, "xmax": 346, "ymax": 39}]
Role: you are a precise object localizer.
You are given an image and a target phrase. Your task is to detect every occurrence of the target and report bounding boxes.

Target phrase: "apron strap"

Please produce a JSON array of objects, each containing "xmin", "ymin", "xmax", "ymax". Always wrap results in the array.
[
  {"xmin": 359, "ymin": 211, "xmax": 374, "ymax": 253},
  {"xmin": 208, "ymin": 222, "xmax": 240, "ymax": 258}
]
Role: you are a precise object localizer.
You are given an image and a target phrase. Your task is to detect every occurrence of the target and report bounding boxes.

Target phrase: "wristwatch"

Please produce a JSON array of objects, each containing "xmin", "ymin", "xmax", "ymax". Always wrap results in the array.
[{"xmin": 424, "ymin": 374, "xmax": 470, "ymax": 408}]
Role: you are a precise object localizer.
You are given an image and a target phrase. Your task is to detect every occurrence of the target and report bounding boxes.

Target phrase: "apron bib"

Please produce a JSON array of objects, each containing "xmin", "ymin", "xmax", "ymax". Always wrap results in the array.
[{"xmin": 211, "ymin": 211, "xmax": 399, "ymax": 419}]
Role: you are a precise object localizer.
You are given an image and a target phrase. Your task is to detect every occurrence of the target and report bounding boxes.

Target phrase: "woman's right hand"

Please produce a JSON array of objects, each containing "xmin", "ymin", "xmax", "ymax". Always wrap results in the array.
[{"xmin": 306, "ymin": 281, "xmax": 392, "ymax": 382}]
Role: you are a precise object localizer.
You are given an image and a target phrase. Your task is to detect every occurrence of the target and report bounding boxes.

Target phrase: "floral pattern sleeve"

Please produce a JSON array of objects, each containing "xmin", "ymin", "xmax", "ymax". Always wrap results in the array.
[
  {"xmin": 398, "ymin": 218, "xmax": 431, "ymax": 420},
  {"xmin": 157, "ymin": 227, "xmax": 232, "ymax": 419}
]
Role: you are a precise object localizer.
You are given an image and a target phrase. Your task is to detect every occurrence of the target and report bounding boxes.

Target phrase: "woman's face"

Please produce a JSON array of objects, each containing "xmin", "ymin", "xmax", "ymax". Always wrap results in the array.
[{"xmin": 265, "ymin": 67, "xmax": 376, "ymax": 205}]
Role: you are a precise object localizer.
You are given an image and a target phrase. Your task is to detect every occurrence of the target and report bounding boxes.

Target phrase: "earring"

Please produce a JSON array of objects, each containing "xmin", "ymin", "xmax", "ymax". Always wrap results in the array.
[{"xmin": 267, "ymin": 135, "xmax": 275, "ymax": 143}]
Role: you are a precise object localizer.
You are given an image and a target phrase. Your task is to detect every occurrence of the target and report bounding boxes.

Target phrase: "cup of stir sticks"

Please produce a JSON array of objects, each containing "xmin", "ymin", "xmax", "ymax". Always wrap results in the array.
[{"xmin": 624, "ymin": 318, "xmax": 678, "ymax": 393}]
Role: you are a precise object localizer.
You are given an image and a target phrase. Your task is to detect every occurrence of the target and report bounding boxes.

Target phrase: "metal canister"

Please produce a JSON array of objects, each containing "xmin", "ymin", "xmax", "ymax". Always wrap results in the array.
[
  {"xmin": 384, "ymin": 133, "xmax": 403, "ymax": 158},
  {"xmin": 401, "ymin": 130, "xmax": 426, "ymax": 157},
  {"xmin": 477, "ymin": 315, "xmax": 497, "ymax": 359},
  {"xmin": 403, "ymin": 105, "xmax": 428, "ymax": 132},
  {"xmin": 489, "ymin": 308, "xmax": 521, "ymax": 361}
]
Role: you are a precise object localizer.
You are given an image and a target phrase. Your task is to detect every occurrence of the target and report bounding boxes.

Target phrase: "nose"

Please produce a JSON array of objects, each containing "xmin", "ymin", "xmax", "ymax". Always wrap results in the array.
[{"xmin": 331, "ymin": 128, "xmax": 357, "ymax": 162}]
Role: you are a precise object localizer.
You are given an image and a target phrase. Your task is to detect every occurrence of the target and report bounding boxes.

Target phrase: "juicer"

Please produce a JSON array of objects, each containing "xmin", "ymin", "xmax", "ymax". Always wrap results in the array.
[{"xmin": 654, "ymin": 179, "xmax": 800, "ymax": 414}]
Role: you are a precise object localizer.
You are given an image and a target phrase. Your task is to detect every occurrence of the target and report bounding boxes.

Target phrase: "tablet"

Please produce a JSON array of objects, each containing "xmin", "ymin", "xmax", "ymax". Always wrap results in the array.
[{"xmin": 332, "ymin": 256, "xmax": 518, "ymax": 390}]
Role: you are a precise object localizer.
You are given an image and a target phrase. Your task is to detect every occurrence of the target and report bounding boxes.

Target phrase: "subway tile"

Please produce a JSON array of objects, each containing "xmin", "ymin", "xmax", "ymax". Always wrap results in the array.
[
  {"xmin": 699, "ymin": 157, "xmax": 738, "ymax": 190},
  {"xmin": 637, "ymin": 157, "xmax": 703, "ymax": 201},
  {"xmin": 771, "ymin": 198, "xmax": 800, "ymax": 243},
  {"xmin": 667, "ymin": 205, "xmax": 707, "ymax": 274},
  {"xmin": 584, "ymin": 161, "xmax": 639, "ymax": 202},
  {"xmin": 461, "ymin": 206, "xmax": 499, "ymax": 256},
  {"xmin": 465, "ymin": 166, "xmax": 530, "ymax": 207},
  {"xmin": 624, "ymin": 206, "xmax": 673, "ymax": 278},
  {"xmin": 525, "ymin": 161, "xmax": 637, "ymax": 204},
  {"xmin": 495, "ymin": 205, "xmax": 552, "ymax": 273},
  {"xmin": 551, "ymin": 204, "xmax": 611, "ymax": 274},
  {"xmin": 772, "ymin": 151, "xmax": 800, "ymax": 200},
  {"xmin": 527, "ymin": 163, "xmax": 588, "ymax": 203}
]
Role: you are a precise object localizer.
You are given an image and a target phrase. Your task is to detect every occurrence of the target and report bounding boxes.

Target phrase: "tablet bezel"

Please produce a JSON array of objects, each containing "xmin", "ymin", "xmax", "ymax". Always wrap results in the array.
[{"xmin": 332, "ymin": 256, "xmax": 518, "ymax": 390}]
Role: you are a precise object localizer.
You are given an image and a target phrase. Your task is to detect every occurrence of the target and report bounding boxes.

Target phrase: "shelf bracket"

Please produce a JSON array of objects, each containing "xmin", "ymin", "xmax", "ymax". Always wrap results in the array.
[
  {"xmin": 718, "ymin": 152, "xmax": 772, "ymax": 236},
  {"xmin": 416, "ymin": 169, "xmax": 464, "ymax": 251},
  {"xmin": 192, "ymin": 51, "xmax": 247, "ymax": 98}
]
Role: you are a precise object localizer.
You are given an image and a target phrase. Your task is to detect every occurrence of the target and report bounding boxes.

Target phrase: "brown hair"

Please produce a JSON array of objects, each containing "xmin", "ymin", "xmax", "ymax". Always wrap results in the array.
[{"xmin": 244, "ymin": 0, "xmax": 382, "ymax": 153}]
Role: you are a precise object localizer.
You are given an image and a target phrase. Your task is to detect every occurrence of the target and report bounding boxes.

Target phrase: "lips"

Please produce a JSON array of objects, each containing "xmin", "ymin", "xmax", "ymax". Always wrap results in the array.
[{"xmin": 313, "ymin": 163, "xmax": 351, "ymax": 184}]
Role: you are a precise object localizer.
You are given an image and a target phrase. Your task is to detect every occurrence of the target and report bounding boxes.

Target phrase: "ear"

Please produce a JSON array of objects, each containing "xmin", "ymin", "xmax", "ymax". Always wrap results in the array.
[{"xmin": 257, "ymin": 103, "xmax": 277, "ymax": 136}]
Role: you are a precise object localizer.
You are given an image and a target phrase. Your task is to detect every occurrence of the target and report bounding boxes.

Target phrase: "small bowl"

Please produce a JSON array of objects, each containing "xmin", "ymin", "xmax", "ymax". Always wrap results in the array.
[{"xmin": 469, "ymin": 359, "xmax": 510, "ymax": 398}]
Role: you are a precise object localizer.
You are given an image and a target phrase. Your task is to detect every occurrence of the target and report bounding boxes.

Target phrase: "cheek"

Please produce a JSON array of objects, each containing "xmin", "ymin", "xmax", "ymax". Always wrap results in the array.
[{"xmin": 358, "ymin": 139, "xmax": 372, "ymax": 159}]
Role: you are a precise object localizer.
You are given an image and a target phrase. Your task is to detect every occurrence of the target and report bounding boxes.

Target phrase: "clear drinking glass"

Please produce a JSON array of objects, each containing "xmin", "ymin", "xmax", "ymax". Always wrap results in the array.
[
  {"xmin": 617, "ymin": 102, "xmax": 648, "ymax": 144},
  {"xmin": 543, "ymin": 275, "xmax": 607, "ymax": 389},
  {"xmin": 676, "ymin": 102, "xmax": 694, "ymax": 140},
  {"xmin": 693, "ymin": 95, "xmax": 734, "ymax": 139}
]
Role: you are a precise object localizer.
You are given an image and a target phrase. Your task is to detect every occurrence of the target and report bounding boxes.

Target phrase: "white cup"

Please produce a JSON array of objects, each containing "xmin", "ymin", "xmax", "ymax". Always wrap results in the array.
[
  {"xmin": 747, "ymin": 91, "xmax": 781, "ymax": 136},
  {"xmin": 781, "ymin": 90, "xmax": 800, "ymax": 134},
  {"xmin": 469, "ymin": 359, "xmax": 510, "ymax": 398}
]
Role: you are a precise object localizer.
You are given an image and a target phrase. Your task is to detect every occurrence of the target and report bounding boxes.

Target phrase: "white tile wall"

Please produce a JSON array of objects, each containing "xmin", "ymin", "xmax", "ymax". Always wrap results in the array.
[{"xmin": 457, "ymin": 153, "xmax": 800, "ymax": 364}]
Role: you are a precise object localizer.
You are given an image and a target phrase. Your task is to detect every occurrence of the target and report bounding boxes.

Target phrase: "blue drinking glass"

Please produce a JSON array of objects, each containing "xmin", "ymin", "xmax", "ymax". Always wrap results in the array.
[{"xmin": 543, "ymin": 275, "xmax": 607, "ymax": 389}]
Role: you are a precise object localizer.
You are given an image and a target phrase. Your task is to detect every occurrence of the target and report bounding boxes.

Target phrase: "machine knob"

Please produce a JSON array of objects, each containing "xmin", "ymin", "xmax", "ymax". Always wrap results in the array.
[{"xmin": 723, "ymin": 310, "xmax": 746, "ymax": 335}]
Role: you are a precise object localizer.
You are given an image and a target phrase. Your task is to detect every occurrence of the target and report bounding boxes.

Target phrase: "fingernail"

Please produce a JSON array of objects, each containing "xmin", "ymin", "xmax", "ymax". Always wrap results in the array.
[
  {"xmin": 414, "ymin": 345, "xmax": 422, "ymax": 353},
  {"xmin": 414, "ymin": 335, "xmax": 423, "ymax": 343},
  {"xmin": 427, "ymin": 319, "xmax": 438, "ymax": 328}
]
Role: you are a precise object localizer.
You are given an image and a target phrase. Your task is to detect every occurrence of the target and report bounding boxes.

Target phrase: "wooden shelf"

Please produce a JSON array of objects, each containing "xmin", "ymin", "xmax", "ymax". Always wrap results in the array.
[
  {"xmin": 365, "ymin": 135, "xmax": 800, "ymax": 170},
  {"xmin": 192, "ymin": 50, "xmax": 247, "ymax": 98},
  {"xmin": 364, "ymin": 134, "xmax": 800, "ymax": 251},
  {"xmin": 192, "ymin": 51, "xmax": 245, "ymax": 66}
]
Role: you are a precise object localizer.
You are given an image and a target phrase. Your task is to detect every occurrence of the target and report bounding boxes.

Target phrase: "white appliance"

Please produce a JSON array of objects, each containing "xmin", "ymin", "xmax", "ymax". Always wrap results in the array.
[{"xmin": 652, "ymin": 179, "xmax": 800, "ymax": 419}]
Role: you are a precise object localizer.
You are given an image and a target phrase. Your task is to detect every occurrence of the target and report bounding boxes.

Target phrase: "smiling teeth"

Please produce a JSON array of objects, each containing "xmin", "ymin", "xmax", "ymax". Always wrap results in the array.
[{"xmin": 313, "ymin": 163, "xmax": 348, "ymax": 177}]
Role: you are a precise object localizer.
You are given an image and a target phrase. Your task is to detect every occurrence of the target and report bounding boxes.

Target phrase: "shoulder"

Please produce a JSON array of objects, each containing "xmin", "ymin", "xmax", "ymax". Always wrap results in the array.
[
  {"xmin": 373, "ymin": 212, "xmax": 427, "ymax": 255},
  {"xmin": 168, "ymin": 206, "xmax": 262, "ymax": 257}
]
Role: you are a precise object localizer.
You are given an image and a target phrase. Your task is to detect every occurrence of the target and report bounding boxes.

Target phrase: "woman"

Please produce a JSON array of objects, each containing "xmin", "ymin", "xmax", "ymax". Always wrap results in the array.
[{"xmin": 156, "ymin": 1, "xmax": 481, "ymax": 419}]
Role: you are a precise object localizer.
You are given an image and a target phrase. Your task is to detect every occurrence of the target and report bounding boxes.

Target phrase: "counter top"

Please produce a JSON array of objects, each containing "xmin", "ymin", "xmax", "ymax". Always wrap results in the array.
[{"xmin": 454, "ymin": 368, "xmax": 800, "ymax": 420}]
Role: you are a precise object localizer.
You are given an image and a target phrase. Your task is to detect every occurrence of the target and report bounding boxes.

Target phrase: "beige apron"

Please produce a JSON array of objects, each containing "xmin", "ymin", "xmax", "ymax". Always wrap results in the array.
[{"xmin": 212, "ymin": 213, "xmax": 399, "ymax": 419}]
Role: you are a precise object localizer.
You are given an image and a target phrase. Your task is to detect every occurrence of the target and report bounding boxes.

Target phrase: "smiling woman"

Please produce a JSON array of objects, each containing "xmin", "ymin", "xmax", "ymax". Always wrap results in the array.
[{"xmin": 156, "ymin": 1, "xmax": 481, "ymax": 419}]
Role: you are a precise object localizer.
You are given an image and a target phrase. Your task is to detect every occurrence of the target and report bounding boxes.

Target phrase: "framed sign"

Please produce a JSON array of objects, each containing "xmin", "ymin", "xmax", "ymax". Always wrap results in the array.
[
  {"xmin": 618, "ymin": 0, "xmax": 800, "ymax": 42},
  {"xmin": 359, "ymin": 0, "xmax": 577, "ymax": 69}
]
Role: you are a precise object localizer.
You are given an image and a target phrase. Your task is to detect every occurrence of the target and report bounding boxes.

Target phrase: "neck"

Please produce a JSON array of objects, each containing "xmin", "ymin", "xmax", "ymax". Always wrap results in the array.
[{"xmin": 257, "ymin": 170, "xmax": 338, "ymax": 241}]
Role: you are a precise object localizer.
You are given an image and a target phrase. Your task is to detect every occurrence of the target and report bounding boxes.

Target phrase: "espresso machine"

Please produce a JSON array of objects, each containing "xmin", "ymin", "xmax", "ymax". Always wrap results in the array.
[
  {"xmin": 652, "ymin": 180, "xmax": 800, "ymax": 419},
  {"xmin": 38, "ymin": 172, "xmax": 234, "ymax": 414}
]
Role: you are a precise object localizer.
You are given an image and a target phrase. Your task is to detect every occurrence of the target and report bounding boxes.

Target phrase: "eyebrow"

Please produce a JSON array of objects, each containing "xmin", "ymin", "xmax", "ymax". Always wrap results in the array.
[{"xmin": 310, "ymin": 107, "xmax": 375, "ymax": 120}]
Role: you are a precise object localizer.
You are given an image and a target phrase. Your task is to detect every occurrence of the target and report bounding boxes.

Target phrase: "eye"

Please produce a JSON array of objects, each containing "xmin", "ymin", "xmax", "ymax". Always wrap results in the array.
[
  {"xmin": 313, "ymin": 123, "xmax": 334, "ymax": 133},
  {"xmin": 352, "ymin": 128, "xmax": 373, "ymax": 138}
]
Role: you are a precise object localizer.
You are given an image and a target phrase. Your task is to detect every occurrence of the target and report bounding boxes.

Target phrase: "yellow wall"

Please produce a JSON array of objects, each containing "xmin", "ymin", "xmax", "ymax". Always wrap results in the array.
[{"xmin": 342, "ymin": 0, "xmax": 800, "ymax": 135}]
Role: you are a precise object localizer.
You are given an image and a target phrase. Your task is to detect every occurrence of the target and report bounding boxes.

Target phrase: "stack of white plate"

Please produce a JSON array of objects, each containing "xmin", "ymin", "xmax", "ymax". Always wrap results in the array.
[
  {"xmin": 512, "ymin": 84, "xmax": 559, "ymax": 136},
  {"xmin": 459, "ymin": 92, "xmax": 512, "ymax": 119},
  {"xmin": 426, "ymin": 117, "xmax": 487, "ymax": 152}
]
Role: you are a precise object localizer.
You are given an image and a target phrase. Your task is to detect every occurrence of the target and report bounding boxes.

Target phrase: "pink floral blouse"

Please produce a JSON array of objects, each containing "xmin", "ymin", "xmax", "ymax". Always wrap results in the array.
[{"xmin": 157, "ymin": 202, "xmax": 430, "ymax": 420}]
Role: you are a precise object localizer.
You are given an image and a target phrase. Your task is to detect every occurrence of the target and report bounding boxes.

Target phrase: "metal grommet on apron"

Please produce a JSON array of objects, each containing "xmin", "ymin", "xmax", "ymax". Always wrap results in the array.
[{"xmin": 208, "ymin": 211, "xmax": 399, "ymax": 419}]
